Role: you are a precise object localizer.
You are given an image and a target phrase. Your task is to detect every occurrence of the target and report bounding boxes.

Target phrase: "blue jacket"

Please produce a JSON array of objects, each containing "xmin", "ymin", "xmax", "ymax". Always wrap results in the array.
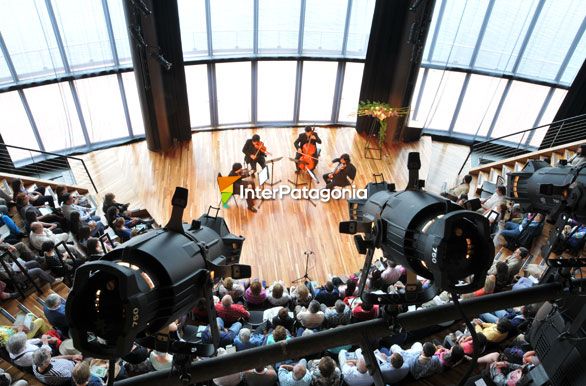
[{"xmin": 0, "ymin": 214, "xmax": 23, "ymax": 236}]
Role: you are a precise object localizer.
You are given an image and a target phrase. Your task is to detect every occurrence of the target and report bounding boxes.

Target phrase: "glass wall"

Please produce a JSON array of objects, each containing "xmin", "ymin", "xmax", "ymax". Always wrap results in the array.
[{"xmin": 410, "ymin": 0, "xmax": 585, "ymax": 146}]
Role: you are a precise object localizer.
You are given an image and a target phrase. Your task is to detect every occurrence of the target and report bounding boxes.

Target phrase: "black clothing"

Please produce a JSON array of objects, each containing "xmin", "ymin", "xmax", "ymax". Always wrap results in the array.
[
  {"xmin": 271, "ymin": 315, "xmax": 295, "ymax": 335},
  {"xmin": 323, "ymin": 159, "xmax": 357, "ymax": 190},
  {"xmin": 229, "ymin": 170, "xmax": 256, "ymax": 209},
  {"xmin": 242, "ymin": 139, "xmax": 266, "ymax": 170},
  {"xmin": 293, "ymin": 132, "xmax": 322, "ymax": 150}
]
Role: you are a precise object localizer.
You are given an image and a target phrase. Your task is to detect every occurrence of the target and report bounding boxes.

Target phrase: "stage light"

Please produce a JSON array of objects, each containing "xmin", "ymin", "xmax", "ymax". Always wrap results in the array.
[
  {"xmin": 507, "ymin": 160, "xmax": 586, "ymax": 223},
  {"xmin": 340, "ymin": 152, "xmax": 494, "ymax": 304},
  {"xmin": 66, "ymin": 188, "xmax": 250, "ymax": 359}
]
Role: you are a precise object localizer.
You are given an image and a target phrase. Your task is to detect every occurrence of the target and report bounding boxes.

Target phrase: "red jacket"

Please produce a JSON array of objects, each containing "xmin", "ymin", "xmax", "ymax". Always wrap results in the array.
[{"xmin": 214, "ymin": 303, "xmax": 250, "ymax": 324}]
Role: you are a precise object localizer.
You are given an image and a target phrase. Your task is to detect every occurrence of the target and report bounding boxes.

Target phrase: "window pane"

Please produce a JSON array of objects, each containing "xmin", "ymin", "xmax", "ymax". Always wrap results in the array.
[
  {"xmin": 258, "ymin": 0, "xmax": 300, "ymax": 54},
  {"xmin": 303, "ymin": 0, "xmax": 348, "ymax": 55},
  {"xmin": 107, "ymin": 0, "xmax": 132, "ymax": 66},
  {"xmin": 299, "ymin": 61, "xmax": 338, "ymax": 121},
  {"xmin": 257, "ymin": 61, "xmax": 296, "ymax": 122},
  {"xmin": 216, "ymin": 62, "xmax": 251, "ymax": 124},
  {"xmin": 25, "ymin": 82, "xmax": 86, "ymax": 152},
  {"xmin": 345, "ymin": 0, "xmax": 375, "ymax": 57},
  {"xmin": 0, "ymin": 52, "xmax": 12, "ymax": 85},
  {"xmin": 516, "ymin": 0, "xmax": 585, "ymax": 83},
  {"xmin": 75, "ymin": 75, "xmax": 128, "ymax": 143},
  {"xmin": 474, "ymin": 0, "xmax": 538, "ymax": 73},
  {"xmin": 338, "ymin": 62, "xmax": 364, "ymax": 123},
  {"xmin": 185, "ymin": 65, "xmax": 211, "ymax": 128},
  {"xmin": 52, "ymin": 0, "xmax": 114, "ymax": 72},
  {"xmin": 211, "ymin": 0, "xmax": 253, "ymax": 56},
  {"xmin": 561, "ymin": 32, "xmax": 586, "ymax": 86},
  {"xmin": 122, "ymin": 72, "xmax": 145, "ymax": 135},
  {"xmin": 429, "ymin": 1, "xmax": 489, "ymax": 66},
  {"xmin": 0, "ymin": 91, "xmax": 40, "ymax": 161},
  {"xmin": 452, "ymin": 74, "xmax": 507, "ymax": 137},
  {"xmin": 178, "ymin": 0, "xmax": 209, "ymax": 59},
  {"xmin": 491, "ymin": 81, "xmax": 550, "ymax": 143},
  {"xmin": 0, "ymin": 0, "xmax": 65, "ymax": 80},
  {"xmin": 530, "ymin": 88, "xmax": 567, "ymax": 147}
]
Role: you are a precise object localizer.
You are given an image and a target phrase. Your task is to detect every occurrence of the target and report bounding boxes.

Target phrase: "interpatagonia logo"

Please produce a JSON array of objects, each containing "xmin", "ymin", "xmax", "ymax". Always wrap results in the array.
[{"xmin": 217, "ymin": 175, "xmax": 241, "ymax": 205}]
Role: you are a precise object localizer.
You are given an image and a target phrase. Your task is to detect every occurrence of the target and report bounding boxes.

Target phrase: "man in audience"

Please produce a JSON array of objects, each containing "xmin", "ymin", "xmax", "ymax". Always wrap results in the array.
[
  {"xmin": 490, "ymin": 247, "xmax": 530, "ymax": 282},
  {"xmin": 568, "ymin": 144, "xmax": 586, "ymax": 167},
  {"xmin": 32, "ymin": 347, "xmax": 81, "ymax": 385},
  {"xmin": 296, "ymin": 300, "xmax": 325, "ymax": 329},
  {"xmin": 338, "ymin": 349, "xmax": 373, "ymax": 386},
  {"xmin": 378, "ymin": 351, "xmax": 410, "ymax": 384},
  {"xmin": 218, "ymin": 277, "xmax": 245, "ymax": 300},
  {"xmin": 496, "ymin": 213, "xmax": 544, "ymax": 248},
  {"xmin": 442, "ymin": 175, "xmax": 472, "ymax": 201},
  {"xmin": 271, "ymin": 307, "xmax": 295, "ymax": 334},
  {"xmin": 7, "ymin": 332, "xmax": 52, "ymax": 369},
  {"xmin": 308, "ymin": 356, "xmax": 341, "ymax": 386},
  {"xmin": 278, "ymin": 359, "xmax": 312, "ymax": 386},
  {"xmin": 351, "ymin": 302, "xmax": 379, "ymax": 321},
  {"xmin": 233, "ymin": 328, "xmax": 264, "ymax": 351},
  {"xmin": 481, "ymin": 185, "xmax": 506, "ymax": 211},
  {"xmin": 60, "ymin": 193, "xmax": 99, "ymax": 222},
  {"xmin": 17, "ymin": 193, "xmax": 65, "ymax": 231},
  {"xmin": 201, "ymin": 317, "xmax": 242, "ymax": 347},
  {"xmin": 29, "ymin": 222, "xmax": 69, "ymax": 251},
  {"xmin": 243, "ymin": 365, "xmax": 277, "ymax": 386},
  {"xmin": 44, "ymin": 294, "xmax": 69, "ymax": 338},
  {"xmin": 214, "ymin": 295, "xmax": 250, "ymax": 325},
  {"xmin": 474, "ymin": 317, "xmax": 512, "ymax": 343},
  {"xmin": 1, "ymin": 241, "xmax": 60, "ymax": 286},
  {"xmin": 409, "ymin": 342, "xmax": 441, "ymax": 380},
  {"xmin": 323, "ymin": 300, "xmax": 351, "ymax": 327},
  {"xmin": 312, "ymin": 281, "xmax": 339, "ymax": 307},
  {"xmin": 72, "ymin": 361, "xmax": 103, "ymax": 386}
]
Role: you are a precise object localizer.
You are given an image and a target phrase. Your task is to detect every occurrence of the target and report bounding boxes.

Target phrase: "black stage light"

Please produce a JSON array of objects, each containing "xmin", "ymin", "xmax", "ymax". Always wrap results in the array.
[
  {"xmin": 340, "ymin": 152, "xmax": 494, "ymax": 304},
  {"xmin": 507, "ymin": 161, "xmax": 586, "ymax": 223},
  {"xmin": 66, "ymin": 188, "xmax": 250, "ymax": 359}
]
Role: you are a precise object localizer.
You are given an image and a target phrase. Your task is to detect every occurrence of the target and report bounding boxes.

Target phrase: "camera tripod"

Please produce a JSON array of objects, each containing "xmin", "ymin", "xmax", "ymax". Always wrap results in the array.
[{"xmin": 292, "ymin": 250, "xmax": 314, "ymax": 284}]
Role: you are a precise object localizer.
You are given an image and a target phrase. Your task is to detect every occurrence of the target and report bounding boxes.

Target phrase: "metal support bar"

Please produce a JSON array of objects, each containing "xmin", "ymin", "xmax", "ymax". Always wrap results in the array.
[
  {"xmin": 425, "ymin": 0, "xmax": 446, "ymax": 62},
  {"xmin": 204, "ymin": 0, "xmax": 213, "ymax": 56},
  {"xmin": 341, "ymin": 0, "xmax": 353, "ymax": 56},
  {"xmin": 207, "ymin": 63, "xmax": 219, "ymax": 128},
  {"xmin": 117, "ymin": 73, "xmax": 134, "ymax": 137},
  {"xmin": 45, "ymin": 0, "xmax": 71, "ymax": 73},
  {"xmin": 115, "ymin": 280, "xmax": 579, "ymax": 386},
  {"xmin": 17, "ymin": 90, "xmax": 45, "ymax": 152},
  {"xmin": 297, "ymin": 0, "xmax": 306, "ymax": 55},
  {"xmin": 511, "ymin": 0, "xmax": 545, "ymax": 74},
  {"xmin": 331, "ymin": 61, "xmax": 346, "ymax": 123},
  {"xmin": 102, "ymin": 0, "xmax": 120, "ymax": 66},
  {"xmin": 68, "ymin": 81, "xmax": 91, "ymax": 147},
  {"xmin": 251, "ymin": 61, "xmax": 258, "ymax": 125},
  {"xmin": 293, "ymin": 61, "xmax": 303, "ymax": 123}
]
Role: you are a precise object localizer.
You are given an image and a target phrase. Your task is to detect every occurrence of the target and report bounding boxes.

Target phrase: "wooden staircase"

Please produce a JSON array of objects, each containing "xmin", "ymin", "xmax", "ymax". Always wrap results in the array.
[{"xmin": 466, "ymin": 139, "xmax": 586, "ymax": 194}]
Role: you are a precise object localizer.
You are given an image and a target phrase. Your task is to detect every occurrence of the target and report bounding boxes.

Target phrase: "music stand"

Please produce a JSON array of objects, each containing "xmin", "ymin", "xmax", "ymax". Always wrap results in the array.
[
  {"xmin": 257, "ymin": 166, "xmax": 270, "ymax": 209},
  {"xmin": 264, "ymin": 157, "xmax": 283, "ymax": 186},
  {"xmin": 287, "ymin": 157, "xmax": 308, "ymax": 188},
  {"xmin": 292, "ymin": 251, "xmax": 314, "ymax": 284},
  {"xmin": 302, "ymin": 169, "xmax": 319, "ymax": 207}
]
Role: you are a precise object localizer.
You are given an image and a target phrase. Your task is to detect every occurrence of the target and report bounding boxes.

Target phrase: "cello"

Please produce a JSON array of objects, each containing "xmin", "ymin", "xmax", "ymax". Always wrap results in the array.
[{"xmin": 298, "ymin": 129, "xmax": 319, "ymax": 171}]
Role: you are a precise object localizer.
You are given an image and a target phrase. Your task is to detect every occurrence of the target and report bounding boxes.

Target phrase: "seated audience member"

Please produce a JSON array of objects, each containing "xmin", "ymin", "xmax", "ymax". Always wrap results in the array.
[
  {"xmin": 0, "ymin": 280, "xmax": 17, "ymax": 301},
  {"xmin": 554, "ymin": 218, "xmax": 586, "ymax": 254},
  {"xmin": 201, "ymin": 318, "xmax": 242, "ymax": 348},
  {"xmin": 267, "ymin": 282, "xmax": 290, "ymax": 307},
  {"xmin": 308, "ymin": 356, "xmax": 341, "ymax": 386},
  {"xmin": 390, "ymin": 342, "xmax": 423, "ymax": 367},
  {"xmin": 410, "ymin": 342, "xmax": 441, "ymax": 380},
  {"xmin": 434, "ymin": 344, "xmax": 465, "ymax": 369},
  {"xmin": 113, "ymin": 217, "xmax": 133, "ymax": 242},
  {"xmin": 41, "ymin": 241, "xmax": 77, "ymax": 279},
  {"xmin": 338, "ymin": 349, "xmax": 373, "ymax": 386},
  {"xmin": 60, "ymin": 193, "xmax": 99, "ymax": 223},
  {"xmin": 32, "ymin": 347, "xmax": 80, "ymax": 385},
  {"xmin": 290, "ymin": 284, "xmax": 312, "ymax": 308},
  {"xmin": 122, "ymin": 343, "xmax": 152, "ymax": 375},
  {"xmin": 55, "ymin": 185, "xmax": 90, "ymax": 208},
  {"xmin": 311, "ymin": 281, "xmax": 339, "ymax": 307},
  {"xmin": 217, "ymin": 277, "xmax": 245, "ymax": 300},
  {"xmin": 43, "ymin": 294, "xmax": 69, "ymax": 337},
  {"xmin": 215, "ymin": 295, "xmax": 250, "ymax": 325},
  {"xmin": 29, "ymin": 222, "xmax": 69, "ymax": 251},
  {"xmin": 69, "ymin": 211, "xmax": 102, "ymax": 240},
  {"xmin": 494, "ymin": 262, "xmax": 510, "ymax": 292},
  {"xmin": 324, "ymin": 300, "xmax": 351, "ymax": 327},
  {"xmin": 150, "ymin": 350, "xmax": 173, "ymax": 371},
  {"xmin": 496, "ymin": 213, "xmax": 544, "ymax": 248},
  {"xmin": 378, "ymin": 351, "xmax": 410, "ymax": 384},
  {"xmin": 18, "ymin": 194, "xmax": 65, "ymax": 232},
  {"xmin": 488, "ymin": 361, "xmax": 528, "ymax": 386},
  {"xmin": 233, "ymin": 328, "xmax": 264, "ymax": 351},
  {"xmin": 278, "ymin": 359, "xmax": 312, "ymax": 386},
  {"xmin": 213, "ymin": 348, "xmax": 242, "ymax": 386},
  {"xmin": 443, "ymin": 331, "xmax": 487, "ymax": 357},
  {"xmin": 12, "ymin": 179, "xmax": 54, "ymax": 208},
  {"xmin": 102, "ymin": 192, "xmax": 129, "ymax": 214},
  {"xmin": 380, "ymin": 262, "xmax": 405, "ymax": 285},
  {"xmin": 0, "ymin": 205, "xmax": 25, "ymax": 244},
  {"xmin": 72, "ymin": 361, "xmax": 103, "ymax": 386},
  {"xmin": 480, "ymin": 305, "xmax": 536, "ymax": 335},
  {"xmin": 490, "ymin": 247, "xmax": 529, "ymax": 282},
  {"xmin": 266, "ymin": 325, "xmax": 290, "ymax": 345},
  {"xmin": 271, "ymin": 307, "xmax": 295, "ymax": 334},
  {"xmin": 245, "ymin": 281, "xmax": 267, "ymax": 305},
  {"xmin": 244, "ymin": 365, "xmax": 277, "ymax": 386},
  {"xmin": 568, "ymin": 144, "xmax": 586, "ymax": 167},
  {"xmin": 456, "ymin": 194, "xmax": 469, "ymax": 207},
  {"xmin": 85, "ymin": 238, "xmax": 104, "ymax": 261},
  {"xmin": 465, "ymin": 274, "xmax": 496, "ymax": 299},
  {"xmin": 7, "ymin": 332, "xmax": 53, "ymax": 368},
  {"xmin": 0, "ymin": 369, "xmax": 28, "ymax": 386},
  {"xmin": 481, "ymin": 185, "xmax": 507, "ymax": 211},
  {"xmin": 296, "ymin": 300, "xmax": 325, "ymax": 329},
  {"xmin": 474, "ymin": 317, "xmax": 512, "ymax": 344},
  {"xmin": 351, "ymin": 301, "xmax": 379, "ymax": 321},
  {"xmin": 441, "ymin": 175, "xmax": 472, "ymax": 201},
  {"xmin": 2, "ymin": 241, "xmax": 59, "ymax": 287},
  {"xmin": 340, "ymin": 279, "xmax": 357, "ymax": 300}
]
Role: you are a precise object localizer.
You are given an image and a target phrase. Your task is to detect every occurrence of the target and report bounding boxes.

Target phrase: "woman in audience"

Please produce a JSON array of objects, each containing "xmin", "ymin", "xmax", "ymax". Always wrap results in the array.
[
  {"xmin": 113, "ymin": 217, "xmax": 133, "ymax": 242},
  {"xmin": 85, "ymin": 238, "xmax": 104, "ymax": 261},
  {"xmin": 267, "ymin": 282, "xmax": 290, "ymax": 307},
  {"xmin": 217, "ymin": 277, "xmax": 245, "ymax": 300},
  {"xmin": 434, "ymin": 344, "xmax": 464, "ymax": 369},
  {"xmin": 308, "ymin": 356, "xmax": 341, "ymax": 386},
  {"xmin": 11, "ymin": 179, "xmax": 54, "ymax": 208},
  {"xmin": 494, "ymin": 262, "xmax": 510, "ymax": 292},
  {"xmin": 0, "ymin": 205, "xmax": 25, "ymax": 244},
  {"xmin": 265, "ymin": 325, "xmax": 290, "ymax": 345},
  {"xmin": 102, "ymin": 192, "xmax": 129, "ymax": 214},
  {"xmin": 18, "ymin": 193, "xmax": 66, "ymax": 233},
  {"xmin": 245, "ymin": 281, "xmax": 267, "ymax": 305},
  {"xmin": 290, "ymin": 283, "xmax": 312, "ymax": 308},
  {"xmin": 271, "ymin": 307, "xmax": 295, "ymax": 335}
]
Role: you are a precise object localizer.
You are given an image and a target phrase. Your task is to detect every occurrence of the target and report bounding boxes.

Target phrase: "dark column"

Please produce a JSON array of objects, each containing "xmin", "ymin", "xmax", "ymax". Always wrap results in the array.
[
  {"xmin": 357, "ymin": 0, "xmax": 435, "ymax": 142},
  {"xmin": 123, "ymin": 0, "xmax": 191, "ymax": 152}
]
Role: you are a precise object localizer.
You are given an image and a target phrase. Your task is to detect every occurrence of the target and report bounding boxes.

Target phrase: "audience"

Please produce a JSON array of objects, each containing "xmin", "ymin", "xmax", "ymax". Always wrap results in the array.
[
  {"xmin": 308, "ymin": 356, "xmax": 341, "ymax": 386},
  {"xmin": 32, "ymin": 347, "xmax": 80, "ymax": 385},
  {"xmin": 267, "ymin": 282, "xmax": 290, "ymax": 307},
  {"xmin": 278, "ymin": 360, "xmax": 312, "ymax": 386},
  {"xmin": 215, "ymin": 295, "xmax": 250, "ymax": 324},
  {"xmin": 218, "ymin": 277, "xmax": 245, "ymax": 300},
  {"xmin": 43, "ymin": 294, "xmax": 69, "ymax": 338},
  {"xmin": 296, "ymin": 300, "xmax": 325, "ymax": 329},
  {"xmin": 233, "ymin": 328, "xmax": 264, "ymax": 351},
  {"xmin": 29, "ymin": 222, "xmax": 69, "ymax": 251},
  {"xmin": 311, "ymin": 281, "xmax": 339, "ymax": 307},
  {"xmin": 481, "ymin": 185, "xmax": 506, "ymax": 211},
  {"xmin": 72, "ymin": 361, "xmax": 103, "ymax": 386},
  {"xmin": 245, "ymin": 281, "xmax": 267, "ymax": 305},
  {"xmin": 409, "ymin": 342, "xmax": 442, "ymax": 380},
  {"xmin": 338, "ymin": 349, "xmax": 373, "ymax": 386},
  {"xmin": 323, "ymin": 300, "xmax": 351, "ymax": 327}
]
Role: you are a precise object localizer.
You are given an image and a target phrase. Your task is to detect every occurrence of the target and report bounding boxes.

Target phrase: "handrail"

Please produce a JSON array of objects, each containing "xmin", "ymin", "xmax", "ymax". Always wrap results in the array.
[
  {"xmin": 457, "ymin": 113, "xmax": 586, "ymax": 175},
  {"xmin": 0, "ymin": 142, "xmax": 98, "ymax": 193}
]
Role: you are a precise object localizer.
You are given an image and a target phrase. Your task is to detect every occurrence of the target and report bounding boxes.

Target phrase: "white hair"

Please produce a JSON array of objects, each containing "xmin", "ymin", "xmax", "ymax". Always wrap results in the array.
[
  {"xmin": 32, "ymin": 347, "xmax": 51, "ymax": 367},
  {"xmin": 238, "ymin": 328, "xmax": 251, "ymax": 343},
  {"xmin": 7, "ymin": 332, "xmax": 27, "ymax": 355}
]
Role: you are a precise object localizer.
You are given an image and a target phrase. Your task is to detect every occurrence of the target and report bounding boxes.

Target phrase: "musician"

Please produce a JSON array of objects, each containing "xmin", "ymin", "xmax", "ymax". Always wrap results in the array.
[
  {"xmin": 294, "ymin": 126, "xmax": 322, "ymax": 172},
  {"xmin": 242, "ymin": 134, "xmax": 267, "ymax": 171},
  {"xmin": 323, "ymin": 154, "xmax": 356, "ymax": 191},
  {"xmin": 229, "ymin": 163, "xmax": 257, "ymax": 213}
]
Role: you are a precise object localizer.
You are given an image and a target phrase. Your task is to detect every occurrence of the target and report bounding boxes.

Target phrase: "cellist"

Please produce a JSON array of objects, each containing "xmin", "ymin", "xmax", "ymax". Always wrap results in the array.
[
  {"xmin": 242, "ymin": 134, "xmax": 267, "ymax": 171},
  {"xmin": 293, "ymin": 126, "xmax": 322, "ymax": 173}
]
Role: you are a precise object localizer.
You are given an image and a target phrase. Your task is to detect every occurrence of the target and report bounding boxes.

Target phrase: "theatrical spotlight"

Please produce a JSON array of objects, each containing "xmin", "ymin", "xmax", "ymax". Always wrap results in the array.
[
  {"xmin": 340, "ymin": 152, "xmax": 494, "ymax": 305},
  {"xmin": 507, "ymin": 160, "xmax": 586, "ymax": 223},
  {"xmin": 66, "ymin": 187, "xmax": 251, "ymax": 359}
]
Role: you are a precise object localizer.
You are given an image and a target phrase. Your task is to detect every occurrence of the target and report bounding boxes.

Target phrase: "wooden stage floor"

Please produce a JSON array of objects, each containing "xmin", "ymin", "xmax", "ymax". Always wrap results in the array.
[{"xmin": 78, "ymin": 127, "xmax": 469, "ymax": 284}]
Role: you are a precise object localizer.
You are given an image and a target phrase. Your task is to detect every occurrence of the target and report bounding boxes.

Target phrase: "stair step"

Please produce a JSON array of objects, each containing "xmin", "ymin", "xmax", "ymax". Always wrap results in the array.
[{"xmin": 489, "ymin": 168, "xmax": 501, "ymax": 183}]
